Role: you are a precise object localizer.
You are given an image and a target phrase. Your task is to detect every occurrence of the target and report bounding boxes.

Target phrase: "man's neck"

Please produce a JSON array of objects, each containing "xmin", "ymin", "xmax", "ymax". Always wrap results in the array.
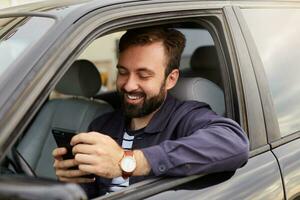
[
  {"xmin": 129, "ymin": 94, "xmax": 168, "ymax": 131},
  {"xmin": 130, "ymin": 111, "xmax": 156, "ymax": 131}
]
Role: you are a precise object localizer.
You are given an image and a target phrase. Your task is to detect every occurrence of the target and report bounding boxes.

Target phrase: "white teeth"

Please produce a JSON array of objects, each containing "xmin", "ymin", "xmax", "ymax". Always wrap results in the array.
[{"xmin": 127, "ymin": 94, "xmax": 140, "ymax": 100}]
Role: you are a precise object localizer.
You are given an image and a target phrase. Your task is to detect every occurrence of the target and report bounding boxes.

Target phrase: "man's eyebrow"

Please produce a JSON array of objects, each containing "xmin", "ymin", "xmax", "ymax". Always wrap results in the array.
[
  {"xmin": 116, "ymin": 65, "xmax": 126, "ymax": 69},
  {"xmin": 137, "ymin": 68, "xmax": 155, "ymax": 75}
]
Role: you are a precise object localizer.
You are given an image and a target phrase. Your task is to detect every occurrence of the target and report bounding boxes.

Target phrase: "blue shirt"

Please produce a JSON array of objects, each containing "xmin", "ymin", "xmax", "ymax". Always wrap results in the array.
[{"xmin": 85, "ymin": 94, "xmax": 249, "ymax": 196}]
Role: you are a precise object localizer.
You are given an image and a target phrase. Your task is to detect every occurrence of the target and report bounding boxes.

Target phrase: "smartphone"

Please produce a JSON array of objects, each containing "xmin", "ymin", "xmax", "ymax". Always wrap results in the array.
[
  {"xmin": 52, "ymin": 127, "xmax": 76, "ymax": 160},
  {"xmin": 52, "ymin": 128, "xmax": 95, "ymax": 178}
]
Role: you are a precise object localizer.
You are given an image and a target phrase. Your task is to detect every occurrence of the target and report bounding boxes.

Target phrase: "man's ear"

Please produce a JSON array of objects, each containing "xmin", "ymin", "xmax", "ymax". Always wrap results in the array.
[{"xmin": 166, "ymin": 69, "xmax": 179, "ymax": 90}]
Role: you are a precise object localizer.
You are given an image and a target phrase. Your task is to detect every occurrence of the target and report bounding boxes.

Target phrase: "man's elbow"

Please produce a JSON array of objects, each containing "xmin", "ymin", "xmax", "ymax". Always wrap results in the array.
[{"xmin": 233, "ymin": 137, "xmax": 250, "ymax": 169}]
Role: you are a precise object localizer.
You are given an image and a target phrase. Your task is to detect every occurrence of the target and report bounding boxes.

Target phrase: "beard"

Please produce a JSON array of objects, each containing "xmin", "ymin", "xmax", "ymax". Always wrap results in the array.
[{"xmin": 118, "ymin": 83, "xmax": 166, "ymax": 118}]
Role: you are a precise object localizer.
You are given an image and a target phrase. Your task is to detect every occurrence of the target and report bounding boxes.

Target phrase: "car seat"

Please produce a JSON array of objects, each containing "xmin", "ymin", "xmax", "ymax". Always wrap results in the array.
[
  {"xmin": 170, "ymin": 77, "xmax": 225, "ymax": 116},
  {"xmin": 17, "ymin": 59, "xmax": 113, "ymax": 179}
]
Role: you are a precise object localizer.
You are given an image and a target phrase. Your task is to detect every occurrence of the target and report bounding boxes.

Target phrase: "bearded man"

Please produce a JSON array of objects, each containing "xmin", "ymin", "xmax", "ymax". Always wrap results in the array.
[{"xmin": 53, "ymin": 27, "xmax": 249, "ymax": 197}]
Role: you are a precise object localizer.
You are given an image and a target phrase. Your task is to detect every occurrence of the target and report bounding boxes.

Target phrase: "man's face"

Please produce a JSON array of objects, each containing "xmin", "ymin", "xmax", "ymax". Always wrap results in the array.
[{"xmin": 116, "ymin": 42, "xmax": 171, "ymax": 118}]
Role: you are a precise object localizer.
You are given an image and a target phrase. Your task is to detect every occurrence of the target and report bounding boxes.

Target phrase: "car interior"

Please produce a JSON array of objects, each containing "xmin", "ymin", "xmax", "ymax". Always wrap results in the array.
[
  {"xmin": 17, "ymin": 59, "xmax": 114, "ymax": 179},
  {"xmin": 0, "ymin": 22, "xmax": 227, "ymax": 187}
]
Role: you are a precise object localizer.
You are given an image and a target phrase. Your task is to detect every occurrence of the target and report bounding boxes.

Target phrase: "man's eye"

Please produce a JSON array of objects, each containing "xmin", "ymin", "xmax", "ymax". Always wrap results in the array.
[
  {"xmin": 118, "ymin": 70, "xmax": 127, "ymax": 75},
  {"xmin": 139, "ymin": 73, "xmax": 151, "ymax": 79}
]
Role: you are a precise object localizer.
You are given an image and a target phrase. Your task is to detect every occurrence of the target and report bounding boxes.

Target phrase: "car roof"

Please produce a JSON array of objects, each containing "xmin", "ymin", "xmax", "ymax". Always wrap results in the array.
[
  {"xmin": 0, "ymin": 0, "xmax": 114, "ymax": 13},
  {"xmin": 2, "ymin": 0, "xmax": 300, "ymax": 19},
  {"xmin": 0, "ymin": 0, "xmax": 141, "ymax": 20}
]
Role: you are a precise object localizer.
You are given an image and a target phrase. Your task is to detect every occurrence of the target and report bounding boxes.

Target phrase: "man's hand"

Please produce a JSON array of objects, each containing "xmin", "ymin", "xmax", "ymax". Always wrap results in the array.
[
  {"xmin": 71, "ymin": 132, "xmax": 124, "ymax": 179},
  {"xmin": 71, "ymin": 132, "xmax": 151, "ymax": 179},
  {"xmin": 52, "ymin": 147, "xmax": 95, "ymax": 183}
]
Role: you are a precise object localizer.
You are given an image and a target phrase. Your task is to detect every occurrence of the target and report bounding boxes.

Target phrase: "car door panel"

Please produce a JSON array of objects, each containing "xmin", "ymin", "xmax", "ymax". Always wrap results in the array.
[
  {"xmin": 146, "ymin": 151, "xmax": 283, "ymax": 200},
  {"xmin": 272, "ymin": 139, "xmax": 300, "ymax": 200}
]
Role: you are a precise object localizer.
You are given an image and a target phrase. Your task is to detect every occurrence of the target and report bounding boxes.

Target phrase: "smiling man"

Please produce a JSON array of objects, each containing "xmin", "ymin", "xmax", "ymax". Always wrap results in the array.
[{"xmin": 53, "ymin": 27, "xmax": 249, "ymax": 197}]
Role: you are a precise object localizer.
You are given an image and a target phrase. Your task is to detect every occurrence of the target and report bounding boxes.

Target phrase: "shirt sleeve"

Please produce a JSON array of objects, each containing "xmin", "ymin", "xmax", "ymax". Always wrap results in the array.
[{"xmin": 141, "ymin": 109, "xmax": 249, "ymax": 176}]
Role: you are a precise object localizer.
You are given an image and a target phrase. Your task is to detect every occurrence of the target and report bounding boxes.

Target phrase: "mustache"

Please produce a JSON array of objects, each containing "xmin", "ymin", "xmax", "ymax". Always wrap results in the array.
[{"xmin": 119, "ymin": 89, "xmax": 146, "ymax": 97}]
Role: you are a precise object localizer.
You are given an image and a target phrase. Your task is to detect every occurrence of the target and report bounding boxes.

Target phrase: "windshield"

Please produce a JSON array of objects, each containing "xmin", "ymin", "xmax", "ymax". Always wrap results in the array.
[{"xmin": 0, "ymin": 16, "xmax": 55, "ymax": 78}]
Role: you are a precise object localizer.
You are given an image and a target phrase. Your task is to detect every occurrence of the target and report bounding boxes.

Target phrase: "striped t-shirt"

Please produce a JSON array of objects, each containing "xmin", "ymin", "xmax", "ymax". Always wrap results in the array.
[{"xmin": 109, "ymin": 131, "xmax": 135, "ymax": 192}]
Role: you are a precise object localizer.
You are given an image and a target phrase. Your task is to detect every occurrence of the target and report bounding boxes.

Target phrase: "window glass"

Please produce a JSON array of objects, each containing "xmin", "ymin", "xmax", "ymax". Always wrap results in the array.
[
  {"xmin": 241, "ymin": 9, "xmax": 300, "ymax": 137},
  {"xmin": 79, "ymin": 32, "xmax": 125, "ymax": 93},
  {"xmin": 0, "ymin": 17, "xmax": 55, "ymax": 79},
  {"xmin": 178, "ymin": 28, "xmax": 214, "ymax": 70}
]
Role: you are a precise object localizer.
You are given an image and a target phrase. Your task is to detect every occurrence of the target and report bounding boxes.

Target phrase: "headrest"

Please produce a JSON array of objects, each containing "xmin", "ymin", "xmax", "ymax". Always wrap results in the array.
[
  {"xmin": 190, "ymin": 46, "xmax": 219, "ymax": 70},
  {"xmin": 55, "ymin": 60, "xmax": 101, "ymax": 97},
  {"xmin": 170, "ymin": 77, "xmax": 225, "ymax": 116}
]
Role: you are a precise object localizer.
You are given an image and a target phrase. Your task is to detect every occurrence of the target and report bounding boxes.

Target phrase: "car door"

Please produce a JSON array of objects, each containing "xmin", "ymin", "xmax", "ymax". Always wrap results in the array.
[
  {"xmin": 132, "ymin": 4, "xmax": 283, "ymax": 200},
  {"xmin": 68, "ymin": 2, "xmax": 284, "ymax": 199},
  {"xmin": 0, "ymin": 1, "xmax": 285, "ymax": 199},
  {"xmin": 235, "ymin": 2, "xmax": 300, "ymax": 200}
]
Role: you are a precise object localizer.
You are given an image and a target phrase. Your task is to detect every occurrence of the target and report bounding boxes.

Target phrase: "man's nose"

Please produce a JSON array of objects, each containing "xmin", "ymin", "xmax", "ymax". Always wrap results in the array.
[{"xmin": 123, "ymin": 75, "xmax": 139, "ymax": 92}]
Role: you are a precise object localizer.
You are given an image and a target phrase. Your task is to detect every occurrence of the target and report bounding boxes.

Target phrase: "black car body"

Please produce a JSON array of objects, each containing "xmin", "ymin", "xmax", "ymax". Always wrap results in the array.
[{"xmin": 0, "ymin": 0, "xmax": 300, "ymax": 199}]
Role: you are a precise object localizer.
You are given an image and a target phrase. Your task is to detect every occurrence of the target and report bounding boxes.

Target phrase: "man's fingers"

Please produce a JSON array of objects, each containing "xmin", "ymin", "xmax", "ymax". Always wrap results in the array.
[
  {"xmin": 72, "ymin": 144, "xmax": 95, "ymax": 155},
  {"xmin": 56, "ymin": 169, "xmax": 91, "ymax": 178},
  {"xmin": 74, "ymin": 153, "xmax": 97, "ymax": 165},
  {"xmin": 53, "ymin": 159, "xmax": 77, "ymax": 169},
  {"xmin": 70, "ymin": 133, "xmax": 96, "ymax": 145},
  {"xmin": 71, "ymin": 132, "xmax": 108, "ymax": 146},
  {"xmin": 59, "ymin": 177, "xmax": 95, "ymax": 183},
  {"xmin": 52, "ymin": 147, "xmax": 67, "ymax": 159},
  {"xmin": 78, "ymin": 164, "xmax": 97, "ymax": 174}
]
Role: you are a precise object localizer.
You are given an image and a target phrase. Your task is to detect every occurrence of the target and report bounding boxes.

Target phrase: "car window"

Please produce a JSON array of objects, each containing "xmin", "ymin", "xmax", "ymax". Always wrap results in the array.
[
  {"xmin": 177, "ymin": 28, "xmax": 222, "ymax": 89},
  {"xmin": 241, "ymin": 8, "xmax": 300, "ymax": 137},
  {"xmin": 79, "ymin": 31, "xmax": 125, "ymax": 93},
  {"xmin": 77, "ymin": 28, "xmax": 217, "ymax": 94},
  {"xmin": 0, "ymin": 17, "xmax": 55, "ymax": 79},
  {"xmin": 179, "ymin": 28, "xmax": 214, "ymax": 70}
]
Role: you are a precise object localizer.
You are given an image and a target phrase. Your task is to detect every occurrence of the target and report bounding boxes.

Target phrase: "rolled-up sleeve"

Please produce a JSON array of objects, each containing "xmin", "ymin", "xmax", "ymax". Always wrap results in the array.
[{"xmin": 141, "ymin": 110, "xmax": 249, "ymax": 176}]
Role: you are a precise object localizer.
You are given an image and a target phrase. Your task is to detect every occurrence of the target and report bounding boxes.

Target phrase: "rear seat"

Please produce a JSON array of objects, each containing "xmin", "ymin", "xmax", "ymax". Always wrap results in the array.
[{"xmin": 180, "ymin": 45, "xmax": 223, "ymax": 88}]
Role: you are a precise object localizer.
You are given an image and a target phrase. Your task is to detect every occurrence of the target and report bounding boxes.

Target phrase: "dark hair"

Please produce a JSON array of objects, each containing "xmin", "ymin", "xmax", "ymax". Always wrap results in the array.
[{"xmin": 118, "ymin": 26, "xmax": 186, "ymax": 76}]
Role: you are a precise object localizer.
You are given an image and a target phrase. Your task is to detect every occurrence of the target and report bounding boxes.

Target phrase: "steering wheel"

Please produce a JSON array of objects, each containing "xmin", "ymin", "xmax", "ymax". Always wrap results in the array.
[{"xmin": 10, "ymin": 148, "xmax": 36, "ymax": 177}]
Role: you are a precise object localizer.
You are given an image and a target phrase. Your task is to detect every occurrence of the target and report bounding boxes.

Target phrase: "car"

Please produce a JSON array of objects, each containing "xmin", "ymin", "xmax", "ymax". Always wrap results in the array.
[{"xmin": 0, "ymin": 0, "xmax": 300, "ymax": 199}]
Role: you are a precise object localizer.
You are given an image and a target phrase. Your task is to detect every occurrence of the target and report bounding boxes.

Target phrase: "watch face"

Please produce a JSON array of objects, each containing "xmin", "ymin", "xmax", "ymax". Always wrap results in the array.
[{"xmin": 120, "ymin": 156, "xmax": 136, "ymax": 173}]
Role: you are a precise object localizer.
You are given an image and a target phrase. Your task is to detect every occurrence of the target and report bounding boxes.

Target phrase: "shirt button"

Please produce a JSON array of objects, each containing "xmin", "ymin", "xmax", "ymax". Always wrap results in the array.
[
  {"xmin": 185, "ymin": 164, "xmax": 191, "ymax": 170},
  {"xmin": 158, "ymin": 165, "xmax": 166, "ymax": 172}
]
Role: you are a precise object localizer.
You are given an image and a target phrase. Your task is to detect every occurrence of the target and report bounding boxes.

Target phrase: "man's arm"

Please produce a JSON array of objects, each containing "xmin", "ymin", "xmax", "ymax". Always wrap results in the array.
[
  {"xmin": 132, "ymin": 150, "xmax": 151, "ymax": 176},
  {"xmin": 56, "ymin": 108, "xmax": 248, "ymax": 179},
  {"xmin": 141, "ymin": 109, "xmax": 249, "ymax": 176}
]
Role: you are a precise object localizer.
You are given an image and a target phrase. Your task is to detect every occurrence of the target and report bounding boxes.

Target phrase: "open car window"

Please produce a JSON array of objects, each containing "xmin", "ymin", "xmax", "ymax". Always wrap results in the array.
[{"xmin": 2, "ymin": 20, "xmax": 229, "ymax": 198}]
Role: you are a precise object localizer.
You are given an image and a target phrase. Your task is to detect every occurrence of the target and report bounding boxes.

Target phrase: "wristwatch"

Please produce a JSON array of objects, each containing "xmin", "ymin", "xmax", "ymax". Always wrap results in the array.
[{"xmin": 119, "ymin": 150, "xmax": 136, "ymax": 179}]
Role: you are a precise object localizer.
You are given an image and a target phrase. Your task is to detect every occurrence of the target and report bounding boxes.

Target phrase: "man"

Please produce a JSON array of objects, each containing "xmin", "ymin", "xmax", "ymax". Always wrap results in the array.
[{"xmin": 53, "ymin": 27, "xmax": 249, "ymax": 197}]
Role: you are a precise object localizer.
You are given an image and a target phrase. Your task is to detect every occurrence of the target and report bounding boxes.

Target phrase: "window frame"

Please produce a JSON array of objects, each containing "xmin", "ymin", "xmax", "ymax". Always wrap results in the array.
[{"xmin": 224, "ymin": 6, "xmax": 269, "ymax": 154}]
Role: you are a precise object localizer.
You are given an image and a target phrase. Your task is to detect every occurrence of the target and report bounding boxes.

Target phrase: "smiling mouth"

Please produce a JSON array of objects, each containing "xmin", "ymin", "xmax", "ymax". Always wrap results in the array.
[{"xmin": 125, "ymin": 93, "xmax": 145, "ymax": 104}]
